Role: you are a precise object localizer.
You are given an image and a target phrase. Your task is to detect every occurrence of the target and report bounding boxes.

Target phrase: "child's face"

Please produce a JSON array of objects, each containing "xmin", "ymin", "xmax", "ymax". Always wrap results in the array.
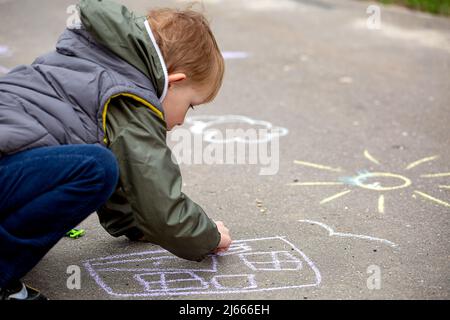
[{"xmin": 162, "ymin": 73, "xmax": 210, "ymax": 131}]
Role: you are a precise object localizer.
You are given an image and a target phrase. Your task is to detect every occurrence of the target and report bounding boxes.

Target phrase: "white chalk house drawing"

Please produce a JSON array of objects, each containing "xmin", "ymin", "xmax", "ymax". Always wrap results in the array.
[
  {"xmin": 287, "ymin": 150, "xmax": 450, "ymax": 213},
  {"xmin": 185, "ymin": 115, "xmax": 289, "ymax": 144},
  {"xmin": 83, "ymin": 236, "xmax": 321, "ymax": 297}
]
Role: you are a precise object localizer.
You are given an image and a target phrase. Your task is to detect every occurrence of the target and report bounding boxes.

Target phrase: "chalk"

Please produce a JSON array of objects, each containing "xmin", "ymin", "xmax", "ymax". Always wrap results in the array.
[
  {"xmin": 291, "ymin": 150, "xmax": 450, "ymax": 212},
  {"xmin": 221, "ymin": 51, "xmax": 249, "ymax": 60},
  {"xmin": 364, "ymin": 150, "xmax": 381, "ymax": 165},
  {"xmin": 320, "ymin": 190, "xmax": 351, "ymax": 204},
  {"xmin": 378, "ymin": 195, "xmax": 385, "ymax": 213},
  {"xmin": 298, "ymin": 220, "xmax": 398, "ymax": 248},
  {"xmin": 405, "ymin": 155, "xmax": 438, "ymax": 170},
  {"xmin": 413, "ymin": 190, "xmax": 450, "ymax": 208},
  {"xmin": 421, "ymin": 172, "xmax": 450, "ymax": 178},
  {"xmin": 185, "ymin": 115, "xmax": 288, "ymax": 144}
]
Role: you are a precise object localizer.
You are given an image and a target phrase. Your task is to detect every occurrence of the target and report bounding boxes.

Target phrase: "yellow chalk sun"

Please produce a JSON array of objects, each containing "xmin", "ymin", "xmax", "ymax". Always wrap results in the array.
[{"xmin": 287, "ymin": 150, "xmax": 450, "ymax": 213}]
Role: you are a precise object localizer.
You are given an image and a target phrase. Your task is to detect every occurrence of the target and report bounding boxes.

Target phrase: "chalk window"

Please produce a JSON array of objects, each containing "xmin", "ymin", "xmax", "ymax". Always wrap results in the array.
[
  {"xmin": 210, "ymin": 274, "xmax": 257, "ymax": 290},
  {"xmin": 239, "ymin": 251, "xmax": 302, "ymax": 271},
  {"xmin": 135, "ymin": 271, "xmax": 209, "ymax": 292}
]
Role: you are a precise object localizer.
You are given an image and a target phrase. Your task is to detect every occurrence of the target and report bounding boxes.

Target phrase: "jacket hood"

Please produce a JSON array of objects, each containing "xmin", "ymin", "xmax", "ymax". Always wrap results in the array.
[{"xmin": 78, "ymin": 0, "xmax": 168, "ymax": 102}]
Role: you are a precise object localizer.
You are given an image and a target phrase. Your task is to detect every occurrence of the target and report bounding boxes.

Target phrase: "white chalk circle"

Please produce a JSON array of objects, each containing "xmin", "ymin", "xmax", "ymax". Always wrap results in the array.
[
  {"xmin": 353, "ymin": 172, "xmax": 412, "ymax": 191},
  {"xmin": 185, "ymin": 115, "xmax": 289, "ymax": 144}
]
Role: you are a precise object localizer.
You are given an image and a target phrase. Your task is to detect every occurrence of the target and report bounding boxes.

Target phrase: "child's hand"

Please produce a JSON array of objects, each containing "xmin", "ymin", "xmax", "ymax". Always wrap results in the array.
[{"xmin": 214, "ymin": 220, "xmax": 232, "ymax": 254}]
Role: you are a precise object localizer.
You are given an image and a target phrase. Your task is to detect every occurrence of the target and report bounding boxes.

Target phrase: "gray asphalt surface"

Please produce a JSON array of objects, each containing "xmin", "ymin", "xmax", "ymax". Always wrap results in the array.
[{"xmin": 1, "ymin": 0, "xmax": 449, "ymax": 299}]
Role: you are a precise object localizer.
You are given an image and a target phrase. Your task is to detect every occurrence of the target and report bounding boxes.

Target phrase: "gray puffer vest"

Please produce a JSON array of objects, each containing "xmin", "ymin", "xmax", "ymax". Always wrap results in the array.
[{"xmin": 0, "ymin": 26, "xmax": 164, "ymax": 158}]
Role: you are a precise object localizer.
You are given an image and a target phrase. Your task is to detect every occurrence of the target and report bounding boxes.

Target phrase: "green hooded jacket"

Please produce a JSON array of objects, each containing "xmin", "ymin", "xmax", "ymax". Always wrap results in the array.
[{"xmin": 78, "ymin": 0, "xmax": 221, "ymax": 261}]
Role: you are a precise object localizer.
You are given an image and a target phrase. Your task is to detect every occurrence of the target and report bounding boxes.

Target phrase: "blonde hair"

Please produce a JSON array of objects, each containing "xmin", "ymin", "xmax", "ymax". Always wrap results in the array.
[{"xmin": 146, "ymin": 7, "xmax": 225, "ymax": 103}]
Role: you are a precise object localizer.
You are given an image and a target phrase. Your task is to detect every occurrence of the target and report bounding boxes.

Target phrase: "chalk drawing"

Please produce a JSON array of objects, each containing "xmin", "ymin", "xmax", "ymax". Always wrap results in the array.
[
  {"xmin": 364, "ymin": 150, "xmax": 380, "ymax": 165},
  {"xmin": 216, "ymin": 242, "xmax": 252, "ymax": 256},
  {"xmin": 211, "ymin": 274, "xmax": 257, "ymax": 290},
  {"xmin": 83, "ymin": 236, "xmax": 321, "ymax": 297},
  {"xmin": 239, "ymin": 251, "xmax": 303, "ymax": 271},
  {"xmin": 185, "ymin": 115, "xmax": 288, "ymax": 144},
  {"xmin": 351, "ymin": 172, "xmax": 412, "ymax": 191},
  {"xmin": 222, "ymin": 51, "xmax": 250, "ymax": 60},
  {"xmin": 320, "ymin": 190, "xmax": 352, "ymax": 204},
  {"xmin": 421, "ymin": 172, "xmax": 450, "ymax": 178},
  {"xmin": 405, "ymin": 156, "xmax": 438, "ymax": 170},
  {"xmin": 298, "ymin": 220, "xmax": 398, "ymax": 248},
  {"xmin": 288, "ymin": 150, "xmax": 450, "ymax": 213},
  {"xmin": 135, "ymin": 272, "xmax": 209, "ymax": 292},
  {"xmin": 413, "ymin": 191, "xmax": 450, "ymax": 208},
  {"xmin": 378, "ymin": 194, "xmax": 385, "ymax": 213}
]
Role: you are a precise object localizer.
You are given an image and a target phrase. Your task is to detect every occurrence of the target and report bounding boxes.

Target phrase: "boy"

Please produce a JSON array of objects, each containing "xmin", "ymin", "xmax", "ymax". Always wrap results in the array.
[{"xmin": 0, "ymin": 0, "xmax": 231, "ymax": 300}]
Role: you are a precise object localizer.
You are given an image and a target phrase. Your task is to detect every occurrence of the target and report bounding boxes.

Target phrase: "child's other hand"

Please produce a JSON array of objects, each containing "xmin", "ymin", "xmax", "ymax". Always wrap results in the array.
[{"xmin": 214, "ymin": 220, "xmax": 232, "ymax": 254}]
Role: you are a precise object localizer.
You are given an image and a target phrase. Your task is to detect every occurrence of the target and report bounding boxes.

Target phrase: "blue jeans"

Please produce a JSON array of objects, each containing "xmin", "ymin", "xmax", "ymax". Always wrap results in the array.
[{"xmin": 0, "ymin": 144, "xmax": 119, "ymax": 287}]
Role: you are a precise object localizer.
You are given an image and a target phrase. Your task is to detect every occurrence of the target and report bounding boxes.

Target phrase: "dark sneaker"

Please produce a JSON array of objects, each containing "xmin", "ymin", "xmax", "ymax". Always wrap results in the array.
[
  {"xmin": 124, "ymin": 227, "xmax": 144, "ymax": 241},
  {"xmin": 0, "ymin": 281, "xmax": 48, "ymax": 300}
]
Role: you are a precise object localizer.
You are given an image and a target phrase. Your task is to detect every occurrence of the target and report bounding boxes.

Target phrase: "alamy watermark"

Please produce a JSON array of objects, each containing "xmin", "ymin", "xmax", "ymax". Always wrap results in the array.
[
  {"xmin": 366, "ymin": 264, "xmax": 381, "ymax": 290},
  {"xmin": 366, "ymin": 5, "xmax": 381, "ymax": 30},
  {"xmin": 170, "ymin": 116, "xmax": 288, "ymax": 176},
  {"xmin": 66, "ymin": 4, "xmax": 81, "ymax": 29},
  {"xmin": 66, "ymin": 265, "xmax": 81, "ymax": 290}
]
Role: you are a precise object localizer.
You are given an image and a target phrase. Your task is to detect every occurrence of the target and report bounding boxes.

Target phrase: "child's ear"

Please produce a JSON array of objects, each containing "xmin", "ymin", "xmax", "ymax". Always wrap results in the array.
[{"xmin": 168, "ymin": 73, "xmax": 187, "ymax": 87}]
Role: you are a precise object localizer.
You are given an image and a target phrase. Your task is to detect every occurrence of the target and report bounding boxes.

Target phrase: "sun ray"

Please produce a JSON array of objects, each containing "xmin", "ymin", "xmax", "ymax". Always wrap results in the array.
[
  {"xmin": 320, "ymin": 190, "xmax": 352, "ymax": 204},
  {"xmin": 420, "ymin": 172, "xmax": 450, "ymax": 178},
  {"xmin": 378, "ymin": 195, "xmax": 385, "ymax": 213},
  {"xmin": 287, "ymin": 182, "xmax": 344, "ymax": 186},
  {"xmin": 293, "ymin": 160, "xmax": 343, "ymax": 172},
  {"xmin": 405, "ymin": 155, "xmax": 438, "ymax": 170},
  {"xmin": 364, "ymin": 150, "xmax": 381, "ymax": 165},
  {"xmin": 413, "ymin": 190, "xmax": 450, "ymax": 208},
  {"xmin": 439, "ymin": 185, "xmax": 450, "ymax": 190}
]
